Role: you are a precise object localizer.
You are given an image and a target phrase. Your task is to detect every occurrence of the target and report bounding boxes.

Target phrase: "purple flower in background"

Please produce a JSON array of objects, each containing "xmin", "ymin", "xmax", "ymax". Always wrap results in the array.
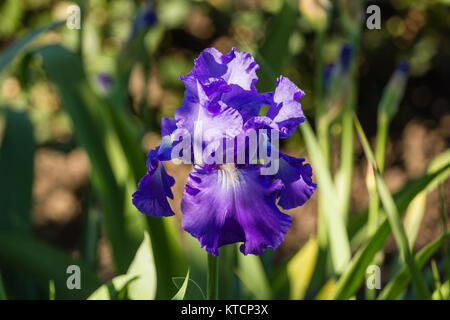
[
  {"xmin": 132, "ymin": 48, "xmax": 316, "ymax": 256},
  {"xmin": 97, "ymin": 73, "xmax": 113, "ymax": 91},
  {"xmin": 127, "ymin": 2, "xmax": 157, "ymax": 42}
]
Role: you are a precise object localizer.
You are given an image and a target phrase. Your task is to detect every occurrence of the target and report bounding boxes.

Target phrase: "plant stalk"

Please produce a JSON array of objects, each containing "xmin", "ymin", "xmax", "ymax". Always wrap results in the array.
[{"xmin": 207, "ymin": 253, "xmax": 219, "ymax": 300}]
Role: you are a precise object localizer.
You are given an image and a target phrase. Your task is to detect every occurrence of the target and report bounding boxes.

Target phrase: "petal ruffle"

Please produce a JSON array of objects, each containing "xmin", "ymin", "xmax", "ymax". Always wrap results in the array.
[
  {"xmin": 181, "ymin": 47, "xmax": 259, "ymax": 92},
  {"xmin": 161, "ymin": 117, "xmax": 177, "ymax": 137},
  {"xmin": 275, "ymin": 154, "xmax": 316, "ymax": 210},
  {"xmin": 222, "ymin": 85, "xmax": 271, "ymax": 122},
  {"xmin": 181, "ymin": 165, "xmax": 292, "ymax": 256},
  {"xmin": 267, "ymin": 76, "xmax": 305, "ymax": 138}
]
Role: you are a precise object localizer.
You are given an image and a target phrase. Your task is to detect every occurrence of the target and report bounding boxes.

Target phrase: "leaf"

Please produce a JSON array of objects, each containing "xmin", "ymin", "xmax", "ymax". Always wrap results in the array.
[
  {"xmin": 0, "ymin": 107, "xmax": 34, "ymax": 234},
  {"xmin": 256, "ymin": 0, "xmax": 297, "ymax": 92},
  {"xmin": 332, "ymin": 157, "xmax": 450, "ymax": 299},
  {"xmin": 49, "ymin": 280, "xmax": 55, "ymax": 300},
  {"xmin": 287, "ymin": 237, "xmax": 319, "ymax": 300},
  {"xmin": 126, "ymin": 232, "xmax": 157, "ymax": 300},
  {"xmin": 31, "ymin": 44, "xmax": 146, "ymax": 273},
  {"xmin": 300, "ymin": 120, "xmax": 351, "ymax": 273},
  {"xmin": 432, "ymin": 280, "xmax": 449, "ymax": 300},
  {"xmin": 354, "ymin": 115, "xmax": 430, "ymax": 299},
  {"xmin": 316, "ymin": 278, "xmax": 337, "ymax": 300},
  {"xmin": 88, "ymin": 274, "xmax": 138, "ymax": 300},
  {"xmin": 0, "ymin": 232, "xmax": 101, "ymax": 299},
  {"xmin": 403, "ymin": 192, "xmax": 427, "ymax": 248},
  {"xmin": 172, "ymin": 275, "xmax": 205, "ymax": 300},
  {"xmin": 171, "ymin": 270, "xmax": 206, "ymax": 300},
  {"xmin": 348, "ymin": 149, "xmax": 450, "ymax": 246},
  {"xmin": 0, "ymin": 107, "xmax": 38, "ymax": 298},
  {"xmin": 32, "ymin": 43, "xmax": 187, "ymax": 298},
  {"xmin": 171, "ymin": 271, "xmax": 190, "ymax": 300},
  {"xmin": 378, "ymin": 232, "xmax": 450, "ymax": 300},
  {"xmin": 0, "ymin": 21, "xmax": 63, "ymax": 74},
  {"xmin": 236, "ymin": 254, "xmax": 272, "ymax": 299}
]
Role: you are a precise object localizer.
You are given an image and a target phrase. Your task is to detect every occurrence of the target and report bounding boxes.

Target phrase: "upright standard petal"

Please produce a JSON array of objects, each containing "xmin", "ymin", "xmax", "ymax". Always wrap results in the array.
[
  {"xmin": 175, "ymin": 79, "xmax": 243, "ymax": 149},
  {"xmin": 181, "ymin": 165, "xmax": 292, "ymax": 256},
  {"xmin": 267, "ymin": 76, "xmax": 306, "ymax": 138},
  {"xmin": 222, "ymin": 85, "xmax": 271, "ymax": 122},
  {"xmin": 275, "ymin": 154, "xmax": 316, "ymax": 210},
  {"xmin": 181, "ymin": 47, "xmax": 259, "ymax": 91},
  {"xmin": 222, "ymin": 49, "xmax": 259, "ymax": 91}
]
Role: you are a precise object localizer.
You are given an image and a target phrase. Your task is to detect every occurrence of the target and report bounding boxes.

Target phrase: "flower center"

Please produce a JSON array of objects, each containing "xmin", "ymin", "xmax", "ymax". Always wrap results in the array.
[{"xmin": 218, "ymin": 163, "xmax": 242, "ymax": 187}]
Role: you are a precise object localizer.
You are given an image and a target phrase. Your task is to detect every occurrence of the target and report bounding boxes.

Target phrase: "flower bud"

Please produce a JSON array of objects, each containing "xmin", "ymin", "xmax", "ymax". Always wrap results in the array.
[{"xmin": 378, "ymin": 61, "xmax": 409, "ymax": 120}]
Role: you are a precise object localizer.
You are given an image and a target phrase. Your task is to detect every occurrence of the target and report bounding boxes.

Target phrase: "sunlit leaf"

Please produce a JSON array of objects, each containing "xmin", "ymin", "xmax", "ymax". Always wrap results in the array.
[
  {"xmin": 287, "ymin": 237, "xmax": 318, "ymax": 300},
  {"xmin": 351, "ymin": 116, "xmax": 429, "ymax": 299},
  {"xmin": 378, "ymin": 232, "xmax": 450, "ymax": 300},
  {"xmin": 88, "ymin": 274, "xmax": 138, "ymax": 300},
  {"xmin": 300, "ymin": 120, "xmax": 351, "ymax": 273},
  {"xmin": 126, "ymin": 232, "xmax": 157, "ymax": 300},
  {"xmin": 316, "ymin": 278, "xmax": 337, "ymax": 300},
  {"xmin": 236, "ymin": 254, "xmax": 272, "ymax": 299}
]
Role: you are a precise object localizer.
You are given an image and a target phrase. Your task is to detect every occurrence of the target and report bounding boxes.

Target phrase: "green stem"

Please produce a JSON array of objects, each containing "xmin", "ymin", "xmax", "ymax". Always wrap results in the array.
[
  {"xmin": 375, "ymin": 113, "xmax": 389, "ymax": 173},
  {"xmin": 314, "ymin": 30, "xmax": 326, "ymax": 120},
  {"xmin": 207, "ymin": 253, "xmax": 219, "ymax": 300},
  {"xmin": 314, "ymin": 29, "xmax": 330, "ymax": 284},
  {"xmin": 367, "ymin": 113, "xmax": 389, "ymax": 237}
]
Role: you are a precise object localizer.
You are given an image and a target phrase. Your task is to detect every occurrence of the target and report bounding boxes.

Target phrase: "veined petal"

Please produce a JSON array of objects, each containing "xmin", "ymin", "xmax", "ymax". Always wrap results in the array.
[
  {"xmin": 222, "ymin": 49, "xmax": 259, "ymax": 91},
  {"xmin": 222, "ymin": 85, "xmax": 271, "ymax": 122},
  {"xmin": 267, "ymin": 76, "xmax": 305, "ymax": 138},
  {"xmin": 181, "ymin": 165, "xmax": 292, "ymax": 256},
  {"xmin": 175, "ymin": 80, "xmax": 243, "ymax": 147},
  {"xmin": 275, "ymin": 154, "xmax": 316, "ymax": 210},
  {"xmin": 180, "ymin": 47, "xmax": 259, "ymax": 92},
  {"xmin": 132, "ymin": 160, "xmax": 175, "ymax": 217}
]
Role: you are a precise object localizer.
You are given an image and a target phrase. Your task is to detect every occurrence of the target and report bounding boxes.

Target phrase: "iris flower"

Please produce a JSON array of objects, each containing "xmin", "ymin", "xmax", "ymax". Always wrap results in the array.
[{"xmin": 132, "ymin": 48, "xmax": 316, "ymax": 256}]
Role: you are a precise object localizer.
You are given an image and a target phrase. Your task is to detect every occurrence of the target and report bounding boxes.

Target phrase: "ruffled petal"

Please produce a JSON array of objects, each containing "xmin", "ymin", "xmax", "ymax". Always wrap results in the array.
[
  {"xmin": 243, "ymin": 115, "xmax": 279, "ymax": 132},
  {"xmin": 275, "ymin": 154, "xmax": 316, "ymax": 210},
  {"xmin": 222, "ymin": 85, "xmax": 271, "ymax": 122},
  {"xmin": 175, "ymin": 80, "xmax": 243, "ymax": 148},
  {"xmin": 181, "ymin": 47, "xmax": 259, "ymax": 92},
  {"xmin": 222, "ymin": 49, "xmax": 259, "ymax": 91},
  {"xmin": 161, "ymin": 117, "xmax": 177, "ymax": 136},
  {"xmin": 267, "ymin": 76, "xmax": 305, "ymax": 138},
  {"xmin": 181, "ymin": 165, "xmax": 292, "ymax": 256},
  {"xmin": 132, "ymin": 160, "xmax": 175, "ymax": 217}
]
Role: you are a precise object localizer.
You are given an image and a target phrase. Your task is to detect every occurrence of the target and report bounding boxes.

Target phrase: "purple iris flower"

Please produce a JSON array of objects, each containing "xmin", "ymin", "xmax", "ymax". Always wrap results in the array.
[{"xmin": 132, "ymin": 48, "xmax": 316, "ymax": 256}]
